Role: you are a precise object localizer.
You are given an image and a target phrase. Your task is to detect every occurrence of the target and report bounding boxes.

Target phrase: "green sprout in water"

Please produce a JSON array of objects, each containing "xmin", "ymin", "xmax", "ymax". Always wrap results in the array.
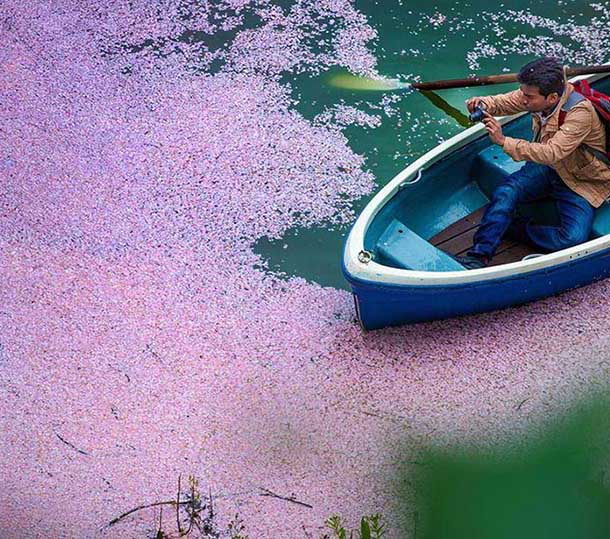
[{"xmin": 324, "ymin": 513, "xmax": 387, "ymax": 539}]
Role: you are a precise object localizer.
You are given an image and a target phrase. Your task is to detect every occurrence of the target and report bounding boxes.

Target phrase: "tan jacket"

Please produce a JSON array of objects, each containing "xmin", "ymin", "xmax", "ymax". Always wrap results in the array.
[{"xmin": 480, "ymin": 82, "xmax": 610, "ymax": 208}]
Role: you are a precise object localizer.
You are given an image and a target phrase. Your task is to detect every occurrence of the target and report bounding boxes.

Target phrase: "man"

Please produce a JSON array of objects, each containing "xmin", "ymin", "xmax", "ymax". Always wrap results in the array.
[{"xmin": 456, "ymin": 56, "xmax": 610, "ymax": 269}]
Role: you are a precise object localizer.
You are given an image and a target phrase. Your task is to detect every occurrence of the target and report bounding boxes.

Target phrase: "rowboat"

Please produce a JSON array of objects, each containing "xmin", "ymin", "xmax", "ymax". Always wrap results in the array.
[{"xmin": 342, "ymin": 71, "xmax": 610, "ymax": 330}]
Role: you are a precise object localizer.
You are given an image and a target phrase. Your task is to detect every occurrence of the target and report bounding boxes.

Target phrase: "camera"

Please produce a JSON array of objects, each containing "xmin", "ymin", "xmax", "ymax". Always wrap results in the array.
[{"xmin": 469, "ymin": 104, "xmax": 486, "ymax": 123}]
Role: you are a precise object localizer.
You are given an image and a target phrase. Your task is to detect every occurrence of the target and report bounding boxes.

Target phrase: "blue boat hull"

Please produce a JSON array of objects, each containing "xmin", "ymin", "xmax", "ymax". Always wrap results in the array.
[{"xmin": 343, "ymin": 247, "xmax": 610, "ymax": 330}]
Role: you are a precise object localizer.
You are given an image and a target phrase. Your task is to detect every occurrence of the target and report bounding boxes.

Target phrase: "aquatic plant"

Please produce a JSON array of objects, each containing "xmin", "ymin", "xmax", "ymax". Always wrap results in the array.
[
  {"xmin": 107, "ymin": 475, "xmax": 247, "ymax": 538},
  {"xmin": 324, "ymin": 514, "xmax": 387, "ymax": 539}
]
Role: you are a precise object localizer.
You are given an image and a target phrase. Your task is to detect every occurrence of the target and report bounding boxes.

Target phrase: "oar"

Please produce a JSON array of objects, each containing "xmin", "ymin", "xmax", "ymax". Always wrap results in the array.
[
  {"xmin": 411, "ymin": 64, "xmax": 610, "ymax": 91},
  {"xmin": 329, "ymin": 64, "xmax": 610, "ymax": 92}
]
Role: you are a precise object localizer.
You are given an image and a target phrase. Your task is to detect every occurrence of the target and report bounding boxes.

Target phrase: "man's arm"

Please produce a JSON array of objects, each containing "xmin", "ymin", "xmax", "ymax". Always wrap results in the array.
[
  {"xmin": 502, "ymin": 105, "xmax": 593, "ymax": 165},
  {"xmin": 469, "ymin": 90, "xmax": 527, "ymax": 116}
]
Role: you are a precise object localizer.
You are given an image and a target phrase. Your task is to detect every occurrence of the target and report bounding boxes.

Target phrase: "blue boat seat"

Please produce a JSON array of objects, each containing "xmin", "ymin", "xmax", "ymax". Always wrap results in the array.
[
  {"xmin": 376, "ymin": 219, "xmax": 465, "ymax": 271},
  {"xmin": 593, "ymin": 201, "xmax": 610, "ymax": 237},
  {"xmin": 474, "ymin": 144, "xmax": 526, "ymax": 198}
]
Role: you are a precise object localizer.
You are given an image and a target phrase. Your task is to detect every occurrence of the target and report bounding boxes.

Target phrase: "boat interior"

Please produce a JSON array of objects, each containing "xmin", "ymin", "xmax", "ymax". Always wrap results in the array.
[{"xmin": 364, "ymin": 77, "xmax": 610, "ymax": 272}]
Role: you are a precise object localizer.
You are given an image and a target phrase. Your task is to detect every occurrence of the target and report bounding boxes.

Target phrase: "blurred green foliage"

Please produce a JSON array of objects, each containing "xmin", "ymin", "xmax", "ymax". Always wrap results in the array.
[{"xmin": 414, "ymin": 399, "xmax": 610, "ymax": 539}]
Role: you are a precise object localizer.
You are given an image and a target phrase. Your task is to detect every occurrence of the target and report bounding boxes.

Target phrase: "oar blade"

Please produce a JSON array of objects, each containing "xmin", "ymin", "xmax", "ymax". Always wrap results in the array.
[{"xmin": 328, "ymin": 72, "xmax": 410, "ymax": 91}]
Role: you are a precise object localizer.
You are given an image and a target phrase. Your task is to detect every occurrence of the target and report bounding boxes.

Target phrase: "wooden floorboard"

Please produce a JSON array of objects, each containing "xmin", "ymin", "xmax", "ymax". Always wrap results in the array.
[
  {"xmin": 436, "ymin": 225, "xmax": 478, "ymax": 256},
  {"xmin": 489, "ymin": 244, "xmax": 541, "ymax": 266},
  {"xmin": 430, "ymin": 206, "xmax": 487, "ymax": 246},
  {"xmin": 430, "ymin": 204, "xmax": 540, "ymax": 266}
]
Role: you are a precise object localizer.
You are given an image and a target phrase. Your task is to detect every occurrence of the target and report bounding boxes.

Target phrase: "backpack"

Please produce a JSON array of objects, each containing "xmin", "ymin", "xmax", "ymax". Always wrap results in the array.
[{"xmin": 558, "ymin": 80, "xmax": 610, "ymax": 165}]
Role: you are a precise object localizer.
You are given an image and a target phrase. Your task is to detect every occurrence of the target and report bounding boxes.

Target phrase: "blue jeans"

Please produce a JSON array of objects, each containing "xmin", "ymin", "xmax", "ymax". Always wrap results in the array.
[{"xmin": 470, "ymin": 162, "xmax": 594, "ymax": 259}]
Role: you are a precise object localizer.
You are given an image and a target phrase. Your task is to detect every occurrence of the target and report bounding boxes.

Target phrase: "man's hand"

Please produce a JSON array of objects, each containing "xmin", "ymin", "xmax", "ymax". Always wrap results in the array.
[
  {"xmin": 482, "ymin": 112, "xmax": 505, "ymax": 146},
  {"xmin": 465, "ymin": 97, "xmax": 484, "ymax": 113}
]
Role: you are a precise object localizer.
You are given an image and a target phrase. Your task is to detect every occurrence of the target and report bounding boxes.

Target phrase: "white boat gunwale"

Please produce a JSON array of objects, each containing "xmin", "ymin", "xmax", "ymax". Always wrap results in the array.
[{"xmin": 343, "ymin": 70, "xmax": 610, "ymax": 287}]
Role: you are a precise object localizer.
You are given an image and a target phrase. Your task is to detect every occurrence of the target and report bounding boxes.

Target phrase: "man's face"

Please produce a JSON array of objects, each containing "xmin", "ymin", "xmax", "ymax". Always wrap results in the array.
[{"xmin": 519, "ymin": 83, "xmax": 560, "ymax": 113}]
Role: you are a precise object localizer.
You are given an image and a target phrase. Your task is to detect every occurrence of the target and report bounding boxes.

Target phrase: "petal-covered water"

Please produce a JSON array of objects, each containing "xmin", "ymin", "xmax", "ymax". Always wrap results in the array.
[{"xmin": 2, "ymin": 1, "xmax": 610, "ymax": 537}]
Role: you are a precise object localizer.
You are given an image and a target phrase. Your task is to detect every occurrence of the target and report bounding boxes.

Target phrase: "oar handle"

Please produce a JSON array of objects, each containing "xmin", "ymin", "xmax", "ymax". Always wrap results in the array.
[{"xmin": 411, "ymin": 64, "xmax": 610, "ymax": 91}]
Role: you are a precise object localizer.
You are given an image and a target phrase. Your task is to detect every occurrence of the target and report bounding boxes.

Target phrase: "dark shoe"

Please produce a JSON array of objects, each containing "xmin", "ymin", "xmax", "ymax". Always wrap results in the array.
[{"xmin": 452, "ymin": 253, "xmax": 489, "ymax": 269}]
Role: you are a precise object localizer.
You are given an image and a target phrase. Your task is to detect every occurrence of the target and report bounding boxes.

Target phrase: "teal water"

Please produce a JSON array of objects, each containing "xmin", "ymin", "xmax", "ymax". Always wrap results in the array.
[{"xmin": 254, "ymin": 0, "xmax": 610, "ymax": 289}]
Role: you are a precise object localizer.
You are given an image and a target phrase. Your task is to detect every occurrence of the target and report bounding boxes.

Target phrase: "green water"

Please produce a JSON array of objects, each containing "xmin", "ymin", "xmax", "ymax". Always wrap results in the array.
[{"xmin": 254, "ymin": 0, "xmax": 607, "ymax": 289}]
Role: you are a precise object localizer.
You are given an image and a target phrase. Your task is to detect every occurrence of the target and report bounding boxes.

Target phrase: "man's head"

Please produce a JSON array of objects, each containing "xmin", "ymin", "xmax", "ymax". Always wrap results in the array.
[{"xmin": 517, "ymin": 57, "xmax": 565, "ymax": 113}]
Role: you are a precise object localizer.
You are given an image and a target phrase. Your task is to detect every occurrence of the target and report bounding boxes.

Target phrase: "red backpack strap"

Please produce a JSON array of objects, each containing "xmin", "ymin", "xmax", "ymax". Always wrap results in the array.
[
  {"xmin": 558, "ymin": 90, "xmax": 586, "ymax": 127},
  {"xmin": 574, "ymin": 79, "xmax": 592, "ymax": 97}
]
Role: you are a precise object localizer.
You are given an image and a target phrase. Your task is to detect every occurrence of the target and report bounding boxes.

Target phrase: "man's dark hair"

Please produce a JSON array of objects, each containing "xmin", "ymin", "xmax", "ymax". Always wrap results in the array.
[{"xmin": 517, "ymin": 57, "xmax": 565, "ymax": 97}]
